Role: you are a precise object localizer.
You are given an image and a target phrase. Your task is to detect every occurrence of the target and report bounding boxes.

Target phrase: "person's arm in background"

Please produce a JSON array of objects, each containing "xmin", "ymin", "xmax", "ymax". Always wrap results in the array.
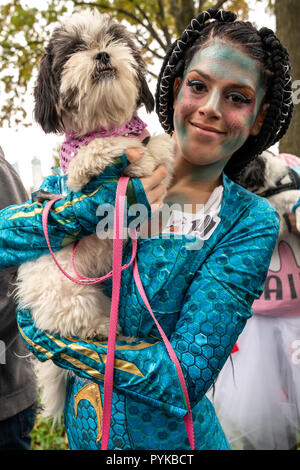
[
  {"xmin": 17, "ymin": 199, "xmax": 280, "ymax": 417},
  {"xmin": 284, "ymin": 197, "xmax": 300, "ymax": 236},
  {"xmin": 0, "ymin": 145, "xmax": 38, "ymax": 422},
  {"xmin": 0, "ymin": 147, "xmax": 28, "ymax": 209},
  {"xmin": 0, "ymin": 149, "xmax": 167, "ymax": 268}
]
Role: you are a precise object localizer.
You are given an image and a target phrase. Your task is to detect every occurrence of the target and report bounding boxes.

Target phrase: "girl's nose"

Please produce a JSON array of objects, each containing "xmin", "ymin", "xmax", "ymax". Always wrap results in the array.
[{"xmin": 197, "ymin": 90, "xmax": 222, "ymax": 119}]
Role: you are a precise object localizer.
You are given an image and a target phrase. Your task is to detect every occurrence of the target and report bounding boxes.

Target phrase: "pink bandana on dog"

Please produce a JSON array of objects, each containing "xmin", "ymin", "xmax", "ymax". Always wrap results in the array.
[{"xmin": 60, "ymin": 115, "xmax": 150, "ymax": 174}]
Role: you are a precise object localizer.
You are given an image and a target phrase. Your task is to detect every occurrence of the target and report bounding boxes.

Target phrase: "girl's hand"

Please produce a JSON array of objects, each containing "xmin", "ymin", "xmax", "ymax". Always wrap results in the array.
[{"xmin": 125, "ymin": 147, "xmax": 168, "ymax": 211}]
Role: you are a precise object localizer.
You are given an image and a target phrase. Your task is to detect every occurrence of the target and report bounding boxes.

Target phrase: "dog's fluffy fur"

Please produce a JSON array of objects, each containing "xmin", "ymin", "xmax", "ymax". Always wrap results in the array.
[
  {"xmin": 239, "ymin": 151, "xmax": 300, "ymax": 237},
  {"xmin": 16, "ymin": 9, "xmax": 175, "ymax": 423}
]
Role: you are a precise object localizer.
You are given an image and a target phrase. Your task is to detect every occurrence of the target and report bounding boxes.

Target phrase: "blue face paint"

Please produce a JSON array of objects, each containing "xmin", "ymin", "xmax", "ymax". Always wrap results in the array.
[{"xmin": 173, "ymin": 39, "xmax": 266, "ymax": 179}]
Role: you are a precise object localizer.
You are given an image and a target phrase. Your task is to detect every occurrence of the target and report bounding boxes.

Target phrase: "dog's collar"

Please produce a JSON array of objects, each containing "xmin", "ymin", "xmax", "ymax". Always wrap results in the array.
[
  {"xmin": 258, "ymin": 169, "xmax": 300, "ymax": 198},
  {"xmin": 60, "ymin": 115, "xmax": 149, "ymax": 174}
]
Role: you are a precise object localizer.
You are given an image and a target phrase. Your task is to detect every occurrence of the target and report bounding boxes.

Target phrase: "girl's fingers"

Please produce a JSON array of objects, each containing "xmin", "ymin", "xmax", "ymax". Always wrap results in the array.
[
  {"xmin": 147, "ymin": 183, "xmax": 167, "ymax": 205},
  {"xmin": 123, "ymin": 157, "xmax": 168, "ymax": 209},
  {"xmin": 140, "ymin": 165, "xmax": 168, "ymax": 206},
  {"xmin": 140, "ymin": 165, "xmax": 168, "ymax": 192}
]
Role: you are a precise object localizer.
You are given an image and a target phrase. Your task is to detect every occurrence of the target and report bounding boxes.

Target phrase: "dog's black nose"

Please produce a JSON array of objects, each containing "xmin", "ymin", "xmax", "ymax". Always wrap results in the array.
[{"xmin": 95, "ymin": 52, "xmax": 110, "ymax": 64}]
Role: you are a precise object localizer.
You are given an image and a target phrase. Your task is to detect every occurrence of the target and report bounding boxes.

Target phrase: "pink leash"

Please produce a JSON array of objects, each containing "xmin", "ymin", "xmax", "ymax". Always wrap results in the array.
[
  {"xmin": 41, "ymin": 195, "xmax": 138, "ymax": 285},
  {"xmin": 42, "ymin": 179, "xmax": 195, "ymax": 450},
  {"xmin": 132, "ymin": 259, "xmax": 195, "ymax": 449}
]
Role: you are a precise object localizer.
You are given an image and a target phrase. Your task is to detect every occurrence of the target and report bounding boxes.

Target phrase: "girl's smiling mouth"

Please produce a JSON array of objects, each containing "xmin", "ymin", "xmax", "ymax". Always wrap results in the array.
[{"xmin": 189, "ymin": 121, "xmax": 227, "ymax": 136}]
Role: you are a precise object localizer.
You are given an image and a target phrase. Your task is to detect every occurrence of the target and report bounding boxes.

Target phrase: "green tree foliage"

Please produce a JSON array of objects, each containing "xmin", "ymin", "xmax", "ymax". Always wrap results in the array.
[{"xmin": 0, "ymin": 0, "xmax": 249, "ymax": 127}]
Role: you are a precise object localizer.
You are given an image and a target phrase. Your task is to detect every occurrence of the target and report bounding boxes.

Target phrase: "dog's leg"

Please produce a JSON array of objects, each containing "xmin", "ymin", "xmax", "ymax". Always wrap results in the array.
[
  {"xmin": 67, "ymin": 134, "xmax": 175, "ymax": 192},
  {"xmin": 67, "ymin": 136, "xmax": 142, "ymax": 191},
  {"xmin": 16, "ymin": 239, "xmax": 113, "ymax": 422},
  {"xmin": 35, "ymin": 360, "xmax": 68, "ymax": 425}
]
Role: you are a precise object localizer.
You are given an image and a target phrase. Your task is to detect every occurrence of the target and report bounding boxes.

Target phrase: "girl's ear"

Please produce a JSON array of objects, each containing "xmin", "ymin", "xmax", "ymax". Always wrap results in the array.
[
  {"xmin": 173, "ymin": 78, "xmax": 182, "ymax": 106},
  {"xmin": 250, "ymin": 103, "xmax": 269, "ymax": 136}
]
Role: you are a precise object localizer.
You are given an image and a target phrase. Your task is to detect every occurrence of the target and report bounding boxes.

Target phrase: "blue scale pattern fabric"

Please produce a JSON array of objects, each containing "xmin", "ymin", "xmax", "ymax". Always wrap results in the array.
[
  {"xmin": 5, "ymin": 168, "xmax": 280, "ymax": 450},
  {"xmin": 64, "ymin": 374, "xmax": 230, "ymax": 450},
  {"xmin": 65, "ymin": 375, "xmax": 132, "ymax": 450}
]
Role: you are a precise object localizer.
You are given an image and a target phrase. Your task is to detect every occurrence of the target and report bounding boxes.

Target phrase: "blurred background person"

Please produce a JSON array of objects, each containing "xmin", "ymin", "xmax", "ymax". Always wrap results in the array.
[{"xmin": 0, "ymin": 146, "xmax": 37, "ymax": 450}]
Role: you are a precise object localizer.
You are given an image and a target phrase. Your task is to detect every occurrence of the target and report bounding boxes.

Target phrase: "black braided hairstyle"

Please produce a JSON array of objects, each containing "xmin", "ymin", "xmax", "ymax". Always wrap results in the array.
[{"xmin": 155, "ymin": 8, "xmax": 294, "ymax": 182}]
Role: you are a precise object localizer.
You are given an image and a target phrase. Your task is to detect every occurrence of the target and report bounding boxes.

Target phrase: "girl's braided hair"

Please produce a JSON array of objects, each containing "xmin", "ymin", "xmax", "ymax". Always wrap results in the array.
[{"xmin": 155, "ymin": 8, "xmax": 294, "ymax": 182}]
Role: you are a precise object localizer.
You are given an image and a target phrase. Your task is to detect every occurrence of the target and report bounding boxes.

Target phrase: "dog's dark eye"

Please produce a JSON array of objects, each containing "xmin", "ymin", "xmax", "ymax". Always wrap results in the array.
[{"xmin": 65, "ymin": 35, "xmax": 88, "ymax": 56}]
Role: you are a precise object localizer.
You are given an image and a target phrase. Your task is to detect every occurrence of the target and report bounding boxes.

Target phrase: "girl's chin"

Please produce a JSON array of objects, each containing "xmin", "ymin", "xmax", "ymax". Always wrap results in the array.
[{"xmin": 182, "ymin": 153, "xmax": 225, "ymax": 166}]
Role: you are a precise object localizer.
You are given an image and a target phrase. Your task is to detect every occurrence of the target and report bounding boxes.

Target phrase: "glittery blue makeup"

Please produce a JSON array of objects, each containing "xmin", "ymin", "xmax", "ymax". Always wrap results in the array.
[{"xmin": 173, "ymin": 39, "xmax": 266, "ymax": 175}]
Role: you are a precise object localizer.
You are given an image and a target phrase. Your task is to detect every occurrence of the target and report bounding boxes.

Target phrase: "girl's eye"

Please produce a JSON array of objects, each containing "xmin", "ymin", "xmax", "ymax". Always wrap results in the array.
[
  {"xmin": 228, "ymin": 92, "xmax": 252, "ymax": 105},
  {"xmin": 187, "ymin": 79, "xmax": 207, "ymax": 94}
]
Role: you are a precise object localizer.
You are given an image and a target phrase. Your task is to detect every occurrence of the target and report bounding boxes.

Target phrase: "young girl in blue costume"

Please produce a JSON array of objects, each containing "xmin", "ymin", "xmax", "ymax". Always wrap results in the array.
[{"xmin": 0, "ymin": 8, "xmax": 294, "ymax": 450}]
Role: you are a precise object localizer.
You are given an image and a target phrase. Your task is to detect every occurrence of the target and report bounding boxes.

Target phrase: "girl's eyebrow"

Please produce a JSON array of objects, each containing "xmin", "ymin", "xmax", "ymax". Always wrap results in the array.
[{"xmin": 188, "ymin": 69, "xmax": 255, "ymax": 94}]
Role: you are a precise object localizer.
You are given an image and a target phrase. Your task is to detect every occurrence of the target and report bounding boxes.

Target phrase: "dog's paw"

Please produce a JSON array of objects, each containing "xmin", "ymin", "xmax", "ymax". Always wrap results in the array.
[
  {"xmin": 116, "ymin": 335, "xmax": 138, "ymax": 343},
  {"xmin": 91, "ymin": 319, "xmax": 124, "ymax": 342},
  {"xmin": 146, "ymin": 134, "xmax": 175, "ymax": 188},
  {"xmin": 66, "ymin": 136, "xmax": 142, "ymax": 191}
]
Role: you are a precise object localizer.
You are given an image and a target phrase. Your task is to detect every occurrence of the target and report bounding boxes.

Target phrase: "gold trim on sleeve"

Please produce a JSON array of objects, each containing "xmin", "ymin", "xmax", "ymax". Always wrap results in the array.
[
  {"xmin": 82, "ymin": 339, "xmax": 161, "ymax": 351},
  {"xmin": 100, "ymin": 354, "xmax": 144, "ymax": 377},
  {"xmin": 18, "ymin": 326, "xmax": 53, "ymax": 360},
  {"xmin": 8, "ymin": 186, "xmax": 102, "ymax": 220},
  {"xmin": 46, "ymin": 332, "xmax": 145, "ymax": 377},
  {"xmin": 60, "ymin": 354, "xmax": 105, "ymax": 381}
]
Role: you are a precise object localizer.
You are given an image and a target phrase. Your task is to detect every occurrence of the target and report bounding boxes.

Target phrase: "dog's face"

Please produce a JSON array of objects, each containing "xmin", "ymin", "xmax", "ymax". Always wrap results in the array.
[
  {"xmin": 239, "ymin": 151, "xmax": 295, "ymax": 195},
  {"xmin": 239, "ymin": 151, "xmax": 300, "ymax": 236},
  {"xmin": 34, "ymin": 10, "xmax": 154, "ymax": 135}
]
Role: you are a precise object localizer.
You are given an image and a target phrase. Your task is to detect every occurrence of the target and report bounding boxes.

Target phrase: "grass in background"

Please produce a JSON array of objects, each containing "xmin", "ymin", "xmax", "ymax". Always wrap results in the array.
[{"xmin": 30, "ymin": 411, "xmax": 69, "ymax": 450}]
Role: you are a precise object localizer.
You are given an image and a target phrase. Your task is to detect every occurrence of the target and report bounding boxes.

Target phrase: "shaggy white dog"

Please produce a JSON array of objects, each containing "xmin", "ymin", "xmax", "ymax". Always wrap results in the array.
[{"xmin": 15, "ymin": 10, "xmax": 174, "ymax": 422}]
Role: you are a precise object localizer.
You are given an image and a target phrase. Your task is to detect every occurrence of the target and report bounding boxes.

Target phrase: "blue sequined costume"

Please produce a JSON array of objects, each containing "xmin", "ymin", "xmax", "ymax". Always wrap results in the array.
[{"xmin": 0, "ymin": 156, "xmax": 279, "ymax": 450}]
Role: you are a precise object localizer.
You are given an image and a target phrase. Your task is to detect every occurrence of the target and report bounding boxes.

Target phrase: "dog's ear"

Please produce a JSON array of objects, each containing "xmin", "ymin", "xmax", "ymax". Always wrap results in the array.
[
  {"xmin": 34, "ymin": 51, "xmax": 63, "ymax": 134},
  {"xmin": 239, "ymin": 156, "xmax": 266, "ymax": 191},
  {"xmin": 137, "ymin": 74, "xmax": 154, "ymax": 113}
]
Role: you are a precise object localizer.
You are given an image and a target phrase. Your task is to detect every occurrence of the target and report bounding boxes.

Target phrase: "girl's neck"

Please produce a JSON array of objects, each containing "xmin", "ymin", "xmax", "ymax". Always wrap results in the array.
[{"xmin": 170, "ymin": 154, "xmax": 224, "ymax": 194}]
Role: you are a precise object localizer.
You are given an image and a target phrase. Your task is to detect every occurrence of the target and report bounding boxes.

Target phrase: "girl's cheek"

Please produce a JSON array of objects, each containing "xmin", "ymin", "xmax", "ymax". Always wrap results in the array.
[
  {"xmin": 224, "ymin": 106, "xmax": 256, "ymax": 135},
  {"xmin": 224, "ymin": 110, "xmax": 244, "ymax": 134},
  {"xmin": 177, "ymin": 101, "xmax": 195, "ymax": 122},
  {"xmin": 179, "ymin": 84, "xmax": 201, "ymax": 109}
]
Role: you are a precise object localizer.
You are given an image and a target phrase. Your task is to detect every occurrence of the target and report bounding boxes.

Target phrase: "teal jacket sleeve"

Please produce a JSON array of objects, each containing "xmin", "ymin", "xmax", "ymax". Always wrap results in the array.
[
  {"xmin": 0, "ymin": 154, "xmax": 151, "ymax": 268},
  {"xmin": 17, "ymin": 200, "xmax": 279, "ymax": 416}
]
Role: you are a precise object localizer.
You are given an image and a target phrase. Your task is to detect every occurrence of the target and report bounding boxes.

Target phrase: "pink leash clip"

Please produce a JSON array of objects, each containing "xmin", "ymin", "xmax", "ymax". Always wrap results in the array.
[{"xmin": 42, "ymin": 178, "xmax": 195, "ymax": 450}]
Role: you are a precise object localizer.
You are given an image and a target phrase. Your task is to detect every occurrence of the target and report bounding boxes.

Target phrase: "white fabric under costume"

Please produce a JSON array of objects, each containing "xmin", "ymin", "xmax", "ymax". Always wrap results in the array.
[{"xmin": 207, "ymin": 224, "xmax": 300, "ymax": 450}]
